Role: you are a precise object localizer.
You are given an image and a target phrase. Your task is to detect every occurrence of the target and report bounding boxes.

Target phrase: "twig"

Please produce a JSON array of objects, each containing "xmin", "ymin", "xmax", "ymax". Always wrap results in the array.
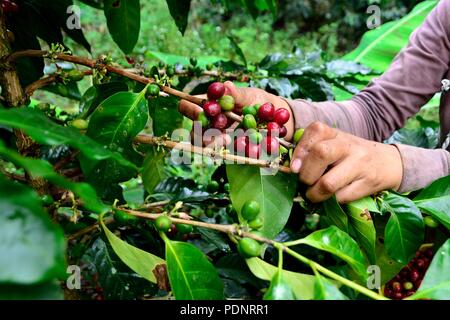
[
  {"xmin": 7, "ymin": 50, "xmax": 293, "ymax": 149},
  {"xmin": 67, "ymin": 216, "xmax": 114, "ymax": 241},
  {"xmin": 54, "ymin": 150, "xmax": 80, "ymax": 171},
  {"xmin": 120, "ymin": 207, "xmax": 387, "ymax": 300},
  {"xmin": 134, "ymin": 135, "xmax": 293, "ymax": 174}
]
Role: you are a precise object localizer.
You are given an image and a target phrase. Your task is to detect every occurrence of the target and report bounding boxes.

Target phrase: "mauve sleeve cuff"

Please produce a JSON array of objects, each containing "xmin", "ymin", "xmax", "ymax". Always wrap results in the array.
[
  {"xmin": 283, "ymin": 98, "xmax": 372, "ymax": 140},
  {"xmin": 394, "ymin": 144, "xmax": 450, "ymax": 192}
]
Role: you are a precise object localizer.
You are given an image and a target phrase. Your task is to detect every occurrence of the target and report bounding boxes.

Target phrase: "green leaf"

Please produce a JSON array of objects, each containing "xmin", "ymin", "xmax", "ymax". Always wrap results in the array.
[
  {"xmin": 344, "ymin": 1, "xmax": 437, "ymax": 72},
  {"xmin": 227, "ymin": 35, "xmax": 247, "ymax": 67},
  {"xmin": 79, "ymin": 82, "xmax": 129, "ymax": 119},
  {"xmin": 0, "ymin": 141, "xmax": 108, "ymax": 214},
  {"xmin": 142, "ymin": 147, "xmax": 168, "ymax": 195},
  {"xmin": 0, "ymin": 281, "xmax": 63, "ymax": 300},
  {"xmin": 297, "ymin": 226, "xmax": 367, "ymax": 280},
  {"xmin": 246, "ymin": 258, "xmax": 316, "ymax": 300},
  {"xmin": 104, "ymin": 0, "xmax": 141, "ymax": 54},
  {"xmin": 81, "ymin": 90, "xmax": 149, "ymax": 198},
  {"xmin": 412, "ymin": 240, "xmax": 450, "ymax": 300},
  {"xmin": 382, "ymin": 193, "xmax": 424, "ymax": 264},
  {"xmin": 226, "ymin": 165, "xmax": 296, "ymax": 239},
  {"xmin": 414, "ymin": 175, "xmax": 450, "ymax": 229},
  {"xmin": 100, "ymin": 216, "xmax": 165, "ymax": 284},
  {"xmin": 164, "ymin": 239, "xmax": 224, "ymax": 300},
  {"xmin": 81, "ymin": 238, "xmax": 158, "ymax": 299},
  {"xmin": 314, "ymin": 273, "xmax": 348, "ymax": 300},
  {"xmin": 148, "ymin": 95, "xmax": 184, "ymax": 136},
  {"xmin": 0, "ymin": 175, "xmax": 65, "ymax": 284},
  {"xmin": 263, "ymin": 270, "xmax": 296, "ymax": 300},
  {"xmin": 346, "ymin": 197, "xmax": 377, "ymax": 264},
  {"xmin": 322, "ymin": 196, "xmax": 348, "ymax": 232},
  {"xmin": 0, "ymin": 108, "xmax": 136, "ymax": 171},
  {"xmin": 165, "ymin": 0, "xmax": 191, "ymax": 35}
]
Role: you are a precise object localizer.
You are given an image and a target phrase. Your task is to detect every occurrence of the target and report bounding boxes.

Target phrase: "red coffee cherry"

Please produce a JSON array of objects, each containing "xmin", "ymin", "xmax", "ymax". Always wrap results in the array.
[
  {"xmin": 267, "ymin": 122, "xmax": 280, "ymax": 136},
  {"xmin": 234, "ymin": 136, "xmax": 248, "ymax": 156},
  {"xmin": 258, "ymin": 102, "xmax": 275, "ymax": 122},
  {"xmin": 207, "ymin": 82, "xmax": 225, "ymax": 101},
  {"xmin": 263, "ymin": 136, "xmax": 279, "ymax": 155},
  {"xmin": 274, "ymin": 108, "xmax": 290, "ymax": 125},
  {"xmin": 246, "ymin": 143, "xmax": 261, "ymax": 159},
  {"xmin": 211, "ymin": 113, "xmax": 228, "ymax": 130},
  {"xmin": 203, "ymin": 101, "xmax": 221, "ymax": 118},
  {"xmin": 279, "ymin": 126, "xmax": 287, "ymax": 138}
]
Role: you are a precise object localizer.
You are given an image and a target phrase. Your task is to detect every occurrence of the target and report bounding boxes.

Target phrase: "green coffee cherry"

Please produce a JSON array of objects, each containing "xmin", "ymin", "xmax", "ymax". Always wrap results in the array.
[
  {"xmin": 243, "ymin": 114, "xmax": 257, "ymax": 130},
  {"xmin": 155, "ymin": 216, "xmax": 172, "ymax": 232},
  {"xmin": 197, "ymin": 111, "xmax": 210, "ymax": 127},
  {"xmin": 238, "ymin": 238, "xmax": 262, "ymax": 258},
  {"xmin": 115, "ymin": 210, "xmax": 139, "ymax": 226},
  {"xmin": 243, "ymin": 105, "xmax": 257, "ymax": 117},
  {"xmin": 293, "ymin": 128, "xmax": 305, "ymax": 144},
  {"xmin": 248, "ymin": 130, "xmax": 263, "ymax": 144},
  {"xmin": 248, "ymin": 217, "xmax": 264, "ymax": 230},
  {"xmin": 206, "ymin": 64, "xmax": 214, "ymax": 71},
  {"xmin": 71, "ymin": 119, "xmax": 89, "ymax": 130},
  {"xmin": 224, "ymin": 183, "xmax": 230, "ymax": 192},
  {"xmin": 190, "ymin": 57, "xmax": 198, "ymax": 67},
  {"xmin": 41, "ymin": 195, "xmax": 54, "ymax": 206},
  {"xmin": 166, "ymin": 66, "xmax": 175, "ymax": 77},
  {"xmin": 177, "ymin": 223, "xmax": 193, "ymax": 235},
  {"xmin": 205, "ymin": 208, "xmax": 215, "ymax": 218},
  {"xmin": 207, "ymin": 180, "xmax": 220, "ymax": 193},
  {"xmin": 241, "ymin": 200, "xmax": 261, "ymax": 221},
  {"xmin": 279, "ymin": 145, "xmax": 288, "ymax": 155},
  {"xmin": 424, "ymin": 216, "xmax": 439, "ymax": 228},
  {"xmin": 147, "ymin": 84, "xmax": 160, "ymax": 97},
  {"xmin": 67, "ymin": 69, "xmax": 85, "ymax": 82},
  {"xmin": 218, "ymin": 95, "xmax": 235, "ymax": 111},
  {"xmin": 190, "ymin": 208, "xmax": 204, "ymax": 218}
]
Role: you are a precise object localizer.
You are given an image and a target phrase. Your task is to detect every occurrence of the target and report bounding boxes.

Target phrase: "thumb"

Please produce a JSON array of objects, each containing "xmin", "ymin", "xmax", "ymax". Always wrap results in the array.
[{"xmin": 224, "ymin": 81, "xmax": 251, "ymax": 108}]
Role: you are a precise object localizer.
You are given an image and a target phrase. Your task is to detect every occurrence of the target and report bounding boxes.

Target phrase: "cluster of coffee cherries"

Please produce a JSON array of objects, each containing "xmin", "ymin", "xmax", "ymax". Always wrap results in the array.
[
  {"xmin": 384, "ymin": 247, "xmax": 434, "ymax": 299},
  {"xmin": 197, "ymin": 82, "xmax": 291, "ymax": 159}
]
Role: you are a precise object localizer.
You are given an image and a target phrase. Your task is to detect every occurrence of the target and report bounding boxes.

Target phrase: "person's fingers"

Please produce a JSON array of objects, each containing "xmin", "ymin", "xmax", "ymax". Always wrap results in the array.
[
  {"xmin": 179, "ymin": 99, "xmax": 203, "ymax": 120},
  {"xmin": 334, "ymin": 178, "xmax": 374, "ymax": 204},
  {"xmin": 299, "ymin": 137, "xmax": 350, "ymax": 186},
  {"xmin": 224, "ymin": 81, "xmax": 252, "ymax": 108},
  {"xmin": 290, "ymin": 122, "xmax": 338, "ymax": 173},
  {"xmin": 305, "ymin": 158, "xmax": 361, "ymax": 203}
]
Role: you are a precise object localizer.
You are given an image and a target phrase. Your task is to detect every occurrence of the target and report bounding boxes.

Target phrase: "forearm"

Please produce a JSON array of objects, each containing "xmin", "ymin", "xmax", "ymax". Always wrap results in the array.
[
  {"xmin": 285, "ymin": 98, "xmax": 373, "ymax": 140},
  {"xmin": 395, "ymin": 144, "xmax": 450, "ymax": 192}
]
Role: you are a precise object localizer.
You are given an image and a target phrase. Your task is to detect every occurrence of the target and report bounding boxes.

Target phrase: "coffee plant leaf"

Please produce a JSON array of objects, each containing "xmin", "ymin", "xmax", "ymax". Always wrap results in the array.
[
  {"xmin": 165, "ymin": 0, "xmax": 191, "ymax": 36},
  {"xmin": 148, "ymin": 95, "xmax": 184, "ymax": 136},
  {"xmin": 104, "ymin": 0, "xmax": 141, "ymax": 54},
  {"xmin": 412, "ymin": 239, "xmax": 450, "ymax": 300},
  {"xmin": 80, "ymin": 238, "xmax": 158, "ymax": 299},
  {"xmin": 226, "ymin": 164, "xmax": 297, "ymax": 239},
  {"xmin": 263, "ymin": 270, "xmax": 296, "ymax": 300},
  {"xmin": 314, "ymin": 272, "xmax": 348, "ymax": 300},
  {"xmin": 0, "ymin": 175, "xmax": 65, "ymax": 284},
  {"xmin": 346, "ymin": 197, "xmax": 378, "ymax": 264},
  {"xmin": 246, "ymin": 258, "xmax": 316, "ymax": 300},
  {"xmin": 321, "ymin": 195, "xmax": 349, "ymax": 233},
  {"xmin": 79, "ymin": 81, "xmax": 129, "ymax": 119},
  {"xmin": 101, "ymin": 217, "xmax": 165, "ymax": 284},
  {"xmin": 165, "ymin": 240, "xmax": 224, "ymax": 300},
  {"xmin": 0, "ymin": 108, "xmax": 136, "ymax": 170},
  {"xmin": 414, "ymin": 175, "xmax": 450, "ymax": 229},
  {"xmin": 0, "ymin": 281, "xmax": 63, "ymax": 300},
  {"xmin": 142, "ymin": 146, "xmax": 168, "ymax": 195},
  {"xmin": 81, "ymin": 90, "xmax": 149, "ymax": 196},
  {"xmin": 0, "ymin": 141, "xmax": 108, "ymax": 214},
  {"xmin": 382, "ymin": 193, "xmax": 424, "ymax": 264},
  {"xmin": 297, "ymin": 226, "xmax": 367, "ymax": 280}
]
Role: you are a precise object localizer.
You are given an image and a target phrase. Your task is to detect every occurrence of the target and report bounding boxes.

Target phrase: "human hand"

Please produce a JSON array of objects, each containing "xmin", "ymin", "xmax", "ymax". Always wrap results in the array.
[{"xmin": 290, "ymin": 122, "xmax": 403, "ymax": 203}]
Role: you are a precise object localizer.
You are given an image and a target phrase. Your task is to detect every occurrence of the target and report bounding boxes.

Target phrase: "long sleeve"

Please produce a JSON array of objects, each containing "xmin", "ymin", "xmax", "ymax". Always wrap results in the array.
[{"xmin": 284, "ymin": 0, "xmax": 450, "ymax": 192}]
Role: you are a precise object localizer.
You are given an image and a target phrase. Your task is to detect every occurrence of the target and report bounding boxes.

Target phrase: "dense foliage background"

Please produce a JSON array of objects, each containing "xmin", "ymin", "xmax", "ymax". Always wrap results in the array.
[{"xmin": 0, "ymin": 0, "xmax": 448, "ymax": 301}]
